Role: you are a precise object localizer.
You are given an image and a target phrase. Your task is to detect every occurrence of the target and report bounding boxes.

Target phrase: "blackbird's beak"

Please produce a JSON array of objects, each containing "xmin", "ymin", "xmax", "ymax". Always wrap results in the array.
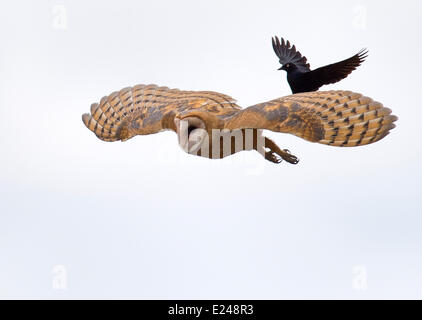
[{"xmin": 278, "ymin": 66, "xmax": 284, "ymax": 71}]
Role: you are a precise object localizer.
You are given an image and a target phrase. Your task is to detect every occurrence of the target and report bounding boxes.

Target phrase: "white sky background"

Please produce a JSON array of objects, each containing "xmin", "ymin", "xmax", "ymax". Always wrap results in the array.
[{"xmin": 0, "ymin": 0, "xmax": 421, "ymax": 299}]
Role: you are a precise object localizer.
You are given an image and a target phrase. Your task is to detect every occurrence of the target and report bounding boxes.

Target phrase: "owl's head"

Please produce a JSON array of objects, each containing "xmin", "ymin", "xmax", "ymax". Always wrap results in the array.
[{"xmin": 174, "ymin": 116, "xmax": 208, "ymax": 154}]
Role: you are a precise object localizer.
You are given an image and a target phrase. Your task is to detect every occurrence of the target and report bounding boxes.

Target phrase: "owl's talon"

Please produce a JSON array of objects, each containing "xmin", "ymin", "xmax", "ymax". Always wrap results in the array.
[
  {"xmin": 264, "ymin": 137, "xmax": 299, "ymax": 165},
  {"xmin": 279, "ymin": 150, "xmax": 299, "ymax": 164},
  {"xmin": 265, "ymin": 151, "xmax": 282, "ymax": 164}
]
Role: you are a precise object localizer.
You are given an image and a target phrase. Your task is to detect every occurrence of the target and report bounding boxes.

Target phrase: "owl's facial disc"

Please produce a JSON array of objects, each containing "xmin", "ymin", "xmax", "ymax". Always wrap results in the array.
[{"xmin": 175, "ymin": 116, "xmax": 207, "ymax": 154}]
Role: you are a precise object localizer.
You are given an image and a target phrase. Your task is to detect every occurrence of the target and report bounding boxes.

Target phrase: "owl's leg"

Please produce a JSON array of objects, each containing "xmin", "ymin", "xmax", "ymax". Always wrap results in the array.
[{"xmin": 264, "ymin": 137, "xmax": 299, "ymax": 164}]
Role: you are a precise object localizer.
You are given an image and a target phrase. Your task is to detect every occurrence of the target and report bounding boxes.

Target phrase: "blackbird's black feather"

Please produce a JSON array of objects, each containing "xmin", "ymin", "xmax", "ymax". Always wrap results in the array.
[
  {"xmin": 272, "ymin": 36, "xmax": 368, "ymax": 94},
  {"xmin": 272, "ymin": 37, "xmax": 311, "ymax": 73}
]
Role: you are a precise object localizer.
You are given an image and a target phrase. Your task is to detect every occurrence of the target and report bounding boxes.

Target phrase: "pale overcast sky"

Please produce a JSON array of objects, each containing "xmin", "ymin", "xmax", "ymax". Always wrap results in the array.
[{"xmin": 0, "ymin": 0, "xmax": 421, "ymax": 299}]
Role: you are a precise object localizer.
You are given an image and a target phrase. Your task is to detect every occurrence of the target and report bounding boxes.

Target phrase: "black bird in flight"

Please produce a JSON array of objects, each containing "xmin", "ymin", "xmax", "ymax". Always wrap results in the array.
[{"xmin": 272, "ymin": 36, "xmax": 368, "ymax": 94}]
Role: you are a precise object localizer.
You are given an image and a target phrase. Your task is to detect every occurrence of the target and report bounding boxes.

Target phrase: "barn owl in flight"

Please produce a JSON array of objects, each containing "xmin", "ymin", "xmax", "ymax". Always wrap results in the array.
[{"xmin": 82, "ymin": 84, "xmax": 397, "ymax": 164}]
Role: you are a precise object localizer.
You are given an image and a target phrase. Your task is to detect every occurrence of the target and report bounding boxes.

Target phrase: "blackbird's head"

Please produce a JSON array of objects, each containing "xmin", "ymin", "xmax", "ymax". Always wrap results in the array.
[{"xmin": 278, "ymin": 63, "xmax": 297, "ymax": 72}]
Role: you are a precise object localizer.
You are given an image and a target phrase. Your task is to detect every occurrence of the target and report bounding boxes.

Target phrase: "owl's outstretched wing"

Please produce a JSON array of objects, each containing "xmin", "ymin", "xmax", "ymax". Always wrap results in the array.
[
  {"xmin": 82, "ymin": 84, "xmax": 241, "ymax": 141},
  {"xmin": 225, "ymin": 90, "xmax": 397, "ymax": 147},
  {"xmin": 83, "ymin": 86, "xmax": 397, "ymax": 147}
]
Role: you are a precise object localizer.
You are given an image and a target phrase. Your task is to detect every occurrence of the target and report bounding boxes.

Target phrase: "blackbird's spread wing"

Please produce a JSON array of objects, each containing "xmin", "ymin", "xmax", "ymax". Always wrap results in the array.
[
  {"xmin": 225, "ymin": 90, "xmax": 397, "ymax": 147},
  {"xmin": 272, "ymin": 36, "xmax": 311, "ymax": 72},
  {"xmin": 303, "ymin": 49, "xmax": 368, "ymax": 90},
  {"xmin": 82, "ymin": 84, "xmax": 241, "ymax": 142}
]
